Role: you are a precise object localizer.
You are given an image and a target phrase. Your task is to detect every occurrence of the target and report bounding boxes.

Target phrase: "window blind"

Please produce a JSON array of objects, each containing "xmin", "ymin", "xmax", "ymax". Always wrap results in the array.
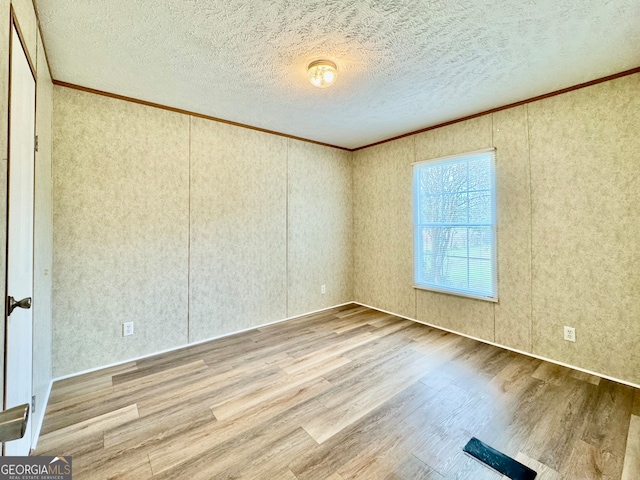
[{"xmin": 413, "ymin": 148, "xmax": 497, "ymax": 301}]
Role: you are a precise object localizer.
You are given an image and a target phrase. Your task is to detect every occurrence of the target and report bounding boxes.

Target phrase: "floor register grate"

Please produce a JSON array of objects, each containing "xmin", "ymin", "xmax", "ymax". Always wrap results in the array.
[{"xmin": 463, "ymin": 437, "xmax": 537, "ymax": 480}]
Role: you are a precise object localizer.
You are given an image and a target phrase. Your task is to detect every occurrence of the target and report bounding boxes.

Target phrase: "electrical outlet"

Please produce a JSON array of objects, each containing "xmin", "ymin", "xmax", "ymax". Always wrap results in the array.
[
  {"xmin": 321, "ymin": 284, "xmax": 326, "ymax": 294},
  {"xmin": 563, "ymin": 326, "xmax": 576, "ymax": 342},
  {"xmin": 123, "ymin": 322, "xmax": 134, "ymax": 337}
]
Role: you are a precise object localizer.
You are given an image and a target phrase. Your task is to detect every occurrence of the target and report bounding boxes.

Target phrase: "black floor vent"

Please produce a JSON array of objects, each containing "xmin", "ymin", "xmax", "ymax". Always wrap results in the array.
[{"xmin": 463, "ymin": 437, "xmax": 537, "ymax": 480}]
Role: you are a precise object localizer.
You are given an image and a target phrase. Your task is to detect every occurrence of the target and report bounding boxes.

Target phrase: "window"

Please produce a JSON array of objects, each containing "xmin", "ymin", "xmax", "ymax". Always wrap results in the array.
[{"xmin": 413, "ymin": 148, "xmax": 497, "ymax": 301}]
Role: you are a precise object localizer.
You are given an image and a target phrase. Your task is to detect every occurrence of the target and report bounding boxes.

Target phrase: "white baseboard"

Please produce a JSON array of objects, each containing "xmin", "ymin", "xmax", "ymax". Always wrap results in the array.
[
  {"xmin": 40, "ymin": 299, "xmax": 638, "ymax": 449},
  {"xmin": 52, "ymin": 302, "xmax": 353, "ymax": 383},
  {"xmin": 353, "ymin": 301, "xmax": 640, "ymax": 390}
]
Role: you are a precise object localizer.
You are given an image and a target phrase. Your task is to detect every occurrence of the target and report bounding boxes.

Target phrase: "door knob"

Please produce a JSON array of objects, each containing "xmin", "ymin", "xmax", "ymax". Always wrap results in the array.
[
  {"xmin": 0, "ymin": 404, "xmax": 29, "ymax": 443},
  {"xmin": 7, "ymin": 296, "xmax": 31, "ymax": 316}
]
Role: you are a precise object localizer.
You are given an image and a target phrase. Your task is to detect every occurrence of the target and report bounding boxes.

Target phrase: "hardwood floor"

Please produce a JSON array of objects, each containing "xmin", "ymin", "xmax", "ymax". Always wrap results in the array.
[{"xmin": 35, "ymin": 304, "xmax": 640, "ymax": 479}]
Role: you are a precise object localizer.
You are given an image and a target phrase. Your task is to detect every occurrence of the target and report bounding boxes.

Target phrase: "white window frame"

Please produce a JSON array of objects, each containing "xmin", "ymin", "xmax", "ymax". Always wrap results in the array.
[{"xmin": 412, "ymin": 148, "xmax": 498, "ymax": 302}]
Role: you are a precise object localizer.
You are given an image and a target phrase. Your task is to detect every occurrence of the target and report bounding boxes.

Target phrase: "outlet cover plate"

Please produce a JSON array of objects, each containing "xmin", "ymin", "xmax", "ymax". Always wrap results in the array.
[
  {"xmin": 123, "ymin": 322, "xmax": 134, "ymax": 336},
  {"xmin": 563, "ymin": 326, "xmax": 576, "ymax": 342}
]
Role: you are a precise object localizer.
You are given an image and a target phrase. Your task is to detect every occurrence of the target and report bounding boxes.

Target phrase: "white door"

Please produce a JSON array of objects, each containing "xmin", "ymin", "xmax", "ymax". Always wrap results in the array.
[{"xmin": 4, "ymin": 25, "xmax": 36, "ymax": 456}]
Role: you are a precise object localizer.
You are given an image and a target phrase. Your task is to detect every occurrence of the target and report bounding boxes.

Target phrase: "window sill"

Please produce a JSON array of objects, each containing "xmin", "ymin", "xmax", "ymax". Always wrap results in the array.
[{"xmin": 413, "ymin": 285, "xmax": 498, "ymax": 303}]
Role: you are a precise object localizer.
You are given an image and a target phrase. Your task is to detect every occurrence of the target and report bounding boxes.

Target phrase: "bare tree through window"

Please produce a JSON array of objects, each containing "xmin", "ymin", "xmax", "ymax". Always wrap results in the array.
[{"xmin": 414, "ymin": 151, "xmax": 496, "ymax": 299}]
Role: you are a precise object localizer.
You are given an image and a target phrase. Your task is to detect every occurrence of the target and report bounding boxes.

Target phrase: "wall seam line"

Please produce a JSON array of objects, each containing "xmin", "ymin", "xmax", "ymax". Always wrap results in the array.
[
  {"xmin": 285, "ymin": 138, "xmax": 289, "ymax": 317},
  {"xmin": 525, "ymin": 104, "xmax": 534, "ymax": 354},
  {"xmin": 352, "ymin": 149, "xmax": 356, "ymax": 303},
  {"xmin": 187, "ymin": 115, "xmax": 192, "ymax": 344}
]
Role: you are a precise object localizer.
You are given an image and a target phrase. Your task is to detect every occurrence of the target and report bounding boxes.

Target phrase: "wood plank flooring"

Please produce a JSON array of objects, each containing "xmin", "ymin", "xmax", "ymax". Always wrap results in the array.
[{"xmin": 34, "ymin": 304, "xmax": 640, "ymax": 479}]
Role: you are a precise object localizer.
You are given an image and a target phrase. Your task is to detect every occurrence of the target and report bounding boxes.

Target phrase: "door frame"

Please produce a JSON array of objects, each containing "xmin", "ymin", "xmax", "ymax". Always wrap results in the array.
[{"xmin": 3, "ymin": 5, "xmax": 38, "ymax": 454}]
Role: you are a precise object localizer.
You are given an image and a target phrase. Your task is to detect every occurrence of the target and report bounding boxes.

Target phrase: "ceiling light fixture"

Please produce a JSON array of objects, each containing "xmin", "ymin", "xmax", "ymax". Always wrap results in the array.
[{"xmin": 307, "ymin": 60, "xmax": 337, "ymax": 88}]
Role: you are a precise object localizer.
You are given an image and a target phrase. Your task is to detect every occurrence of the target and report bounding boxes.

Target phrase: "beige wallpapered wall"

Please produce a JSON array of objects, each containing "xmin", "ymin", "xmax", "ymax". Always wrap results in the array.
[
  {"xmin": 287, "ymin": 140, "xmax": 353, "ymax": 317},
  {"xmin": 53, "ymin": 88, "xmax": 191, "ymax": 376},
  {"xmin": 528, "ymin": 75, "xmax": 640, "ymax": 381},
  {"xmin": 52, "ymin": 88, "xmax": 353, "ymax": 376},
  {"xmin": 189, "ymin": 118, "xmax": 287, "ymax": 341},
  {"xmin": 353, "ymin": 137, "xmax": 414, "ymax": 319},
  {"xmin": 52, "ymin": 71, "xmax": 639, "ymax": 384},
  {"xmin": 492, "ymin": 106, "xmax": 532, "ymax": 352},
  {"xmin": 353, "ymin": 72, "xmax": 640, "ymax": 385}
]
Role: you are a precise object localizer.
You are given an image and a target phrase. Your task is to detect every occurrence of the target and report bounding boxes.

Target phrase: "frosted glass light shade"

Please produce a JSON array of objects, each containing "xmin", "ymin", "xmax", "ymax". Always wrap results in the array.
[{"xmin": 307, "ymin": 60, "xmax": 337, "ymax": 88}]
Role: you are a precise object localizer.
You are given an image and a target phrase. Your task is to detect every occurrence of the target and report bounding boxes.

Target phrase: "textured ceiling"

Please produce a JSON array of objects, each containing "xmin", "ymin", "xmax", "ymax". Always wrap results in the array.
[{"xmin": 35, "ymin": 0, "xmax": 640, "ymax": 149}]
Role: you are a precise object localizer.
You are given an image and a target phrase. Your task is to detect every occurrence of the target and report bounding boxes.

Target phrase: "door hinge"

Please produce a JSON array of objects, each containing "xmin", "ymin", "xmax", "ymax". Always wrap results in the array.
[
  {"xmin": 31, "ymin": 395, "xmax": 36, "ymax": 414},
  {"xmin": 34, "ymin": 135, "xmax": 39, "ymax": 153}
]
